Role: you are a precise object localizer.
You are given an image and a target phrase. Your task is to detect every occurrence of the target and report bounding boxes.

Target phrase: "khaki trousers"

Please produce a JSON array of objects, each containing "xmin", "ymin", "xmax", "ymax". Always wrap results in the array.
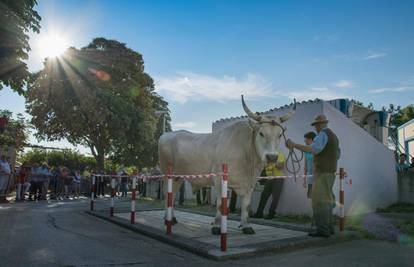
[{"xmin": 312, "ymin": 172, "xmax": 335, "ymax": 235}]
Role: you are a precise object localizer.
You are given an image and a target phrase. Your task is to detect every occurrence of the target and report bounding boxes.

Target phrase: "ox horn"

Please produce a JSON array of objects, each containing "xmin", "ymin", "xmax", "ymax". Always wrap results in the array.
[
  {"xmin": 280, "ymin": 98, "xmax": 297, "ymax": 123},
  {"xmin": 241, "ymin": 95, "xmax": 262, "ymax": 122}
]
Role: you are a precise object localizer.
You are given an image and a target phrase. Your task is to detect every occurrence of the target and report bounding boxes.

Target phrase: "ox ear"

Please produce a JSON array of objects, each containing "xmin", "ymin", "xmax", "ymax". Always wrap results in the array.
[{"xmin": 248, "ymin": 118, "xmax": 261, "ymax": 131}]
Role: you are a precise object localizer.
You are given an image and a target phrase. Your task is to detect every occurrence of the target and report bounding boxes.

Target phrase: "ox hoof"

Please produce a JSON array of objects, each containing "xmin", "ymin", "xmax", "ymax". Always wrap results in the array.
[
  {"xmin": 164, "ymin": 217, "xmax": 178, "ymax": 225},
  {"xmin": 172, "ymin": 217, "xmax": 178, "ymax": 225},
  {"xmin": 242, "ymin": 227, "xmax": 255, "ymax": 234},
  {"xmin": 211, "ymin": 226, "xmax": 221, "ymax": 235}
]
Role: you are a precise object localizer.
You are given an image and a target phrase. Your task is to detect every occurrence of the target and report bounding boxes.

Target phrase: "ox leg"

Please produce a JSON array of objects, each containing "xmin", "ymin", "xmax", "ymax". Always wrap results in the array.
[
  {"xmin": 210, "ymin": 180, "xmax": 222, "ymax": 235},
  {"xmin": 240, "ymin": 189, "xmax": 255, "ymax": 234},
  {"xmin": 211, "ymin": 194, "xmax": 222, "ymax": 235}
]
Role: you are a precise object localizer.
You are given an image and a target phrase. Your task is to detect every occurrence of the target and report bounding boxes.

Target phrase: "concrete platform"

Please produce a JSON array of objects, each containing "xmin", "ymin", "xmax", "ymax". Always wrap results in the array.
[
  {"xmin": 87, "ymin": 209, "xmax": 356, "ymax": 260},
  {"xmin": 117, "ymin": 210, "xmax": 307, "ymax": 246}
]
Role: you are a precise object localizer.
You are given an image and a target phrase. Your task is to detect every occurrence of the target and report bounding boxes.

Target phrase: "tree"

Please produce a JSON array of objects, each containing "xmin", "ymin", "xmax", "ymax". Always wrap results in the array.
[
  {"xmin": 110, "ymin": 95, "xmax": 171, "ymax": 168},
  {"xmin": 0, "ymin": 0, "xmax": 41, "ymax": 94},
  {"xmin": 392, "ymin": 105, "xmax": 414, "ymax": 127},
  {"xmin": 0, "ymin": 109, "xmax": 28, "ymax": 151},
  {"xmin": 383, "ymin": 104, "xmax": 414, "ymax": 127},
  {"xmin": 19, "ymin": 149, "xmax": 97, "ymax": 171},
  {"xmin": 26, "ymin": 38, "xmax": 170, "ymax": 170}
]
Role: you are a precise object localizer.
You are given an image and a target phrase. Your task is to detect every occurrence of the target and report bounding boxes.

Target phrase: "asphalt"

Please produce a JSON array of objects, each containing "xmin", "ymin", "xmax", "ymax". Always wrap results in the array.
[{"xmin": 0, "ymin": 198, "xmax": 413, "ymax": 267}]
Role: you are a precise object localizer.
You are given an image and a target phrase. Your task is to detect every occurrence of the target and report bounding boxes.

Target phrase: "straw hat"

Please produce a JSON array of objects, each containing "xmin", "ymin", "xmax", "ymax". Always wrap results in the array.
[{"xmin": 311, "ymin": 114, "xmax": 329, "ymax": 126}]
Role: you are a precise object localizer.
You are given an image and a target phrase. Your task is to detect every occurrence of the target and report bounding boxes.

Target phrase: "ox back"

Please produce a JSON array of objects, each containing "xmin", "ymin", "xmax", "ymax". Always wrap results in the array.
[{"xmin": 158, "ymin": 120, "xmax": 263, "ymax": 193}]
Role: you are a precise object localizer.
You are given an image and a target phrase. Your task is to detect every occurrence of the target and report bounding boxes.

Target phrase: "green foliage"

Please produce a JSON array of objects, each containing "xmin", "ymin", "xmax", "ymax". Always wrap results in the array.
[
  {"xmin": 393, "ymin": 105, "xmax": 414, "ymax": 127},
  {"xmin": 0, "ymin": 0, "xmax": 41, "ymax": 94},
  {"xmin": 395, "ymin": 220, "xmax": 414, "ymax": 237},
  {"xmin": 384, "ymin": 104, "xmax": 414, "ymax": 127},
  {"xmin": 26, "ymin": 38, "xmax": 170, "ymax": 170},
  {"xmin": 376, "ymin": 202, "xmax": 414, "ymax": 213},
  {"xmin": 19, "ymin": 149, "xmax": 97, "ymax": 171},
  {"xmin": 0, "ymin": 109, "xmax": 28, "ymax": 151}
]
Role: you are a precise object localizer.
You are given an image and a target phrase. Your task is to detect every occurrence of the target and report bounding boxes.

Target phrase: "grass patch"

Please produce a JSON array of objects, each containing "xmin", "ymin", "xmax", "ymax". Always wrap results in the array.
[
  {"xmin": 136, "ymin": 197, "xmax": 164, "ymax": 208},
  {"xmin": 344, "ymin": 215, "xmax": 376, "ymax": 239},
  {"xmin": 376, "ymin": 202, "xmax": 414, "ymax": 213},
  {"xmin": 395, "ymin": 220, "xmax": 414, "ymax": 236},
  {"xmin": 271, "ymin": 214, "xmax": 312, "ymax": 224}
]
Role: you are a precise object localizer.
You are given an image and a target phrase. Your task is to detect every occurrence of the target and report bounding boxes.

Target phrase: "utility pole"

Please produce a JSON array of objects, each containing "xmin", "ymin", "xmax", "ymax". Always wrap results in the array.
[
  {"xmin": 154, "ymin": 110, "xmax": 168, "ymax": 200},
  {"xmin": 155, "ymin": 110, "xmax": 168, "ymax": 134}
]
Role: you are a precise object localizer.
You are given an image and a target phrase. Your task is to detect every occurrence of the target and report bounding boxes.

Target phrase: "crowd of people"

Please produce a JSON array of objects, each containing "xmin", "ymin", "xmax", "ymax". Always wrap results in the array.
[
  {"xmin": 0, "ymin": 155, "xmax": 168, "ymax": 203},
  {"xmin": 0, "ymin": 160, "xmax": 86, "ymax": 203}
]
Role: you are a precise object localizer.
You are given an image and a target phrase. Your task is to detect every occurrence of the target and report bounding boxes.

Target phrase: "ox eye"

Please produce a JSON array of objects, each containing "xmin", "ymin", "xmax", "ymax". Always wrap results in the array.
[{"xmin": 259, "ymin": 132, "xmax": 264, "ymax": 137}]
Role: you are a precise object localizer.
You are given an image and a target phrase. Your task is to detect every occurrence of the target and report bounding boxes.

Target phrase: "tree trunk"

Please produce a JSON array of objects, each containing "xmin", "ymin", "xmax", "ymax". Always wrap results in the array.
[
  {"xmin": 97, "ymin": 152, "xmax": 105, "ymax": 172},
  {"xmin": 90, "ymin": 144, "xmax": 105, "ymax": 171}
]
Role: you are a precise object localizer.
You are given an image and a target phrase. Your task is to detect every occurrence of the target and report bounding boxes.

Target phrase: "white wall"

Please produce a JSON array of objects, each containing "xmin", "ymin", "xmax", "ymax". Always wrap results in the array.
[{"xmin": 323, "ymin": 102, "xmax": 398, "ymax": 215}]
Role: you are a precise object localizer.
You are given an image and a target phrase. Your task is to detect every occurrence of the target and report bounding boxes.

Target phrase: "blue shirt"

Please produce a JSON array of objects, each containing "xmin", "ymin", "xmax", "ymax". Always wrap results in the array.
[
  {"xmin": 304, "ymin": 152, "xmax": 314, "ymax": 184},
  {"xmin": 311, "ymin": 128, "xmax": 328, "ymax": 155}
]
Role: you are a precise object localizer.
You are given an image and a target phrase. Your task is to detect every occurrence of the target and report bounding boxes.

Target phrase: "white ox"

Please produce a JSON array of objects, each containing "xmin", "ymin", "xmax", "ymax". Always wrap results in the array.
[{"xmin": 158, "ymin": 96, "xmax": 295, "ymax": 234}]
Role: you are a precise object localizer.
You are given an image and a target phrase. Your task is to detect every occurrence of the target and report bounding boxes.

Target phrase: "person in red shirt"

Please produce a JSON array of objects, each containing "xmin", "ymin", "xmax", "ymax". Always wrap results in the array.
[{"xmin": 16, "ymin": 163, "xmax": 31, "ymax": 201}]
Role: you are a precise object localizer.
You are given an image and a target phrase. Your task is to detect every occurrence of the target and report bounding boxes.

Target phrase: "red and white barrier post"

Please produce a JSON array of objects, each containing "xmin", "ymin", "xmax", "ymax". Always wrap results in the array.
[
  {"xmin": 110, "ymin": 177, "xmax": 116, "ymax": 217},
  {"xmin": 221, "ymin": 163, "xmax": 228, "ymax": 252},
  {"xmin": 131, "ymin": 176, "xmax": 137, "ymax": 224},
  {"xmin": 166, "ymin": 165, "xmax": 173, "ymax": 235},
  {"xmin": 90, "ymin": 175, "xmax": 96, "ymax": 211},
  {"xmin": 339, "ymin": 167, "xmax": 345, "ymax": 231}
]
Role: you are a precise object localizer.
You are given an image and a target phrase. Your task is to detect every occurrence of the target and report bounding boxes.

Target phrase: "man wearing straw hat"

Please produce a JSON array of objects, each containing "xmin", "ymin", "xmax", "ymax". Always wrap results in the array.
[{"xmin": 286, "ymin": 114, "xmax": 340, "ymax": 237}]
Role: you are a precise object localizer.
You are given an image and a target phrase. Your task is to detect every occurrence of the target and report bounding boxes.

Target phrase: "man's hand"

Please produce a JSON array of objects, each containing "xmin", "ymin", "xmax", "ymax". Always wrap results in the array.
[
  {"xmin": 286, "ymin": 139, "xmax": 295, "ymax": 150},
  {"xmin": 276, "ymin": 162, "xmax": 284, "ymax": 169},
  {"xmin": 302, "ymin": 178, "xmax": 307, "ymax": 188},
  {"xmin": 307, "ymin": 185, "xmax": 313, "ymax": 199}
]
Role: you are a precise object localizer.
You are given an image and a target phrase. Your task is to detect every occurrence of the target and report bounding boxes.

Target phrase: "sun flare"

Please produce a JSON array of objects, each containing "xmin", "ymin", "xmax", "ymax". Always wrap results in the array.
[{"xmin": 37, "ymin": 33, "xmax": 69, "ymax": 58}]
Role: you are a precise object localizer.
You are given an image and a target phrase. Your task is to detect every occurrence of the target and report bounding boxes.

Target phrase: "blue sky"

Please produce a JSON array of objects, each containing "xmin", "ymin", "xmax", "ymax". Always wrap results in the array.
[{"xmin": 1, "ymin": 0, "xmax": 414, "ymax": 154}]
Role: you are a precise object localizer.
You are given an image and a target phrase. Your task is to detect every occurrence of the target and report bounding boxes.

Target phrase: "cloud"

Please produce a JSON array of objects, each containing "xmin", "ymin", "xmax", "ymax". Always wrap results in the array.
[
  {"xmin": 333, "ymin": 80, "xmax": 353, "ymax": 88},
  {"xmin": 363, "ymin": 52, "xmax": 387, "ymax": 60},
  {"xmin": 369, "ymin": 86, "xmax": 413, "ymax": 94},
  {"xmin": 155, "ymin": 72, "xmax": 273, "ymax": 103},
  {"xmin": 171, "ymin": 121, "xmax": 211, "ymax": 133},
  {"xmin": 172, "ymin": 121, "xmax": 196, "ymax": 129},
  {"xmin": 333, "ymin": 51, "xmax": 387, "ymax": 62},
  {"xmin": 284, "ymin": 87, "xmax": 348, "ymax": 101}
]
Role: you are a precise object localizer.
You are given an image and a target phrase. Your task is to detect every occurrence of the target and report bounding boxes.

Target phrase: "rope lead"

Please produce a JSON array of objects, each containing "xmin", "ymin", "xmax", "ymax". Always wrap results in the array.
[{"xmin": 282, "ymin": 131, "xmax": 303, "ymax": 181}]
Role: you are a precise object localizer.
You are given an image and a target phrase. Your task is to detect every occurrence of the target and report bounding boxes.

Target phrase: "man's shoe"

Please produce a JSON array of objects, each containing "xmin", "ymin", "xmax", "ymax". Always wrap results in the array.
[
  {"xmin": 308, "ymin": 231, "xmax": 330, "ymax": 238},
  {"xmin": 264, "ymin": 213, "xmax": 275, "ymax": 220}
]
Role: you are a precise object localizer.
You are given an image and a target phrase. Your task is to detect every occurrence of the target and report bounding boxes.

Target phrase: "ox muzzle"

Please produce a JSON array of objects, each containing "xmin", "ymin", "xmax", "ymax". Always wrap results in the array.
[{"xmin": 265, "ymin": 154, "xmax": 278, "ymax": 163}]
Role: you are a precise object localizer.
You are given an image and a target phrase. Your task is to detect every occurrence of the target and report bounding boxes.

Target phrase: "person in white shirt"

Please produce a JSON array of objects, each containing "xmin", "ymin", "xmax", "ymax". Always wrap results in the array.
[
  {"xmin": 74, "ymin": 170, "xmax": 82, "ymax": 197},
  {"xmin": 0, "ymin": 155, "xmax": 11, "ymax": 203}
]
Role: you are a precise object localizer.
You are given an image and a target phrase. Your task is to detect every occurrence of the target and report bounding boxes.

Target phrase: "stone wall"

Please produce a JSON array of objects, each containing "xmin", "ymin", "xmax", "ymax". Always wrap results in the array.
[{"xmin": 398, "ymin": 172, "xmax": 414, "ymax": 204}]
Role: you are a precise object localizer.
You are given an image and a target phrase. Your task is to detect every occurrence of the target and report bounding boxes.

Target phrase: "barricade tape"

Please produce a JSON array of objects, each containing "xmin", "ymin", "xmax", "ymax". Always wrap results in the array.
[
  {"xmin": 92, "ymin": 172, "xmax": 352, "ymax": 185},
  {"xmin": 91, "ymin": 173, "xmax": 225, "ymax": 180},
  {"xmin": 170, "ymin": 173, "xmax": 224, "ymax": 179}
]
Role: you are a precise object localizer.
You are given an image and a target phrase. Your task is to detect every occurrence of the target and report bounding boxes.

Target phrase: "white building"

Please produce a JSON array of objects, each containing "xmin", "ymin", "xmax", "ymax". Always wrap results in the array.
[{"xmin": 397, "ymin": 118, "xmax": 414, "ymax": 161}]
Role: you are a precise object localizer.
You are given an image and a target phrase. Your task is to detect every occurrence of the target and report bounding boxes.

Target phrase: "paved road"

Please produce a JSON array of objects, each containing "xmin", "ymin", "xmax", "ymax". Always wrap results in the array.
[{"xmin": 1, "ymin": 199, "xmax": 413, "ymax": 267}]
